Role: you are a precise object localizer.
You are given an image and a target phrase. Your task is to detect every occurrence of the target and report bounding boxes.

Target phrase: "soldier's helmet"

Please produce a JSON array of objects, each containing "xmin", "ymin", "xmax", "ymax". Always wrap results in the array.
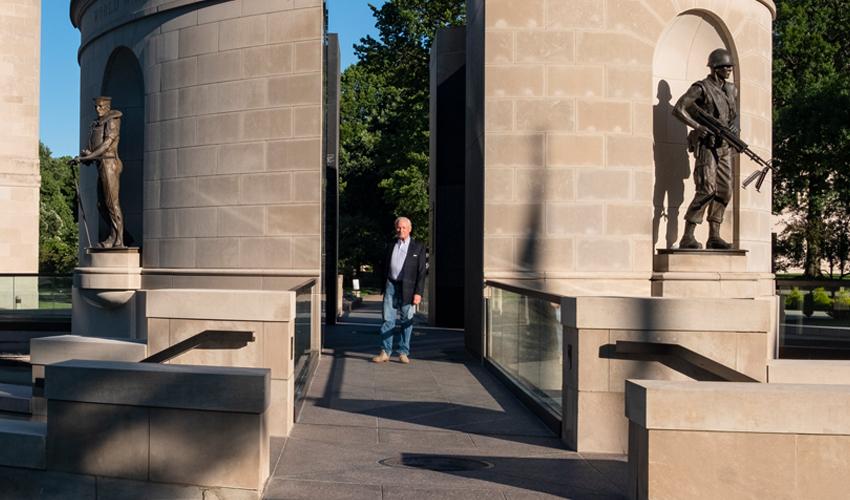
[
  {"xmin": 93, "ymin": 96, "xmax": 112, "ymax": 106},
  {"xmin": 707, "ymin": 48, "xmax": 734, "ymax": 68}
]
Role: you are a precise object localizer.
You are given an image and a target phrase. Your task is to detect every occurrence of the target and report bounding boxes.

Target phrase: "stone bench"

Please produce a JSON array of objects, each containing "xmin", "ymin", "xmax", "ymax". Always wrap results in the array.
[
  {"xmin": 29, "ymin": 335, "xmax": 147, "ymax": 415},
  {"xmin": 45, "ymin": 360, "xmax": 270, "ymax": 495},
  {"xmin": 625, "ymin": 379, "xmax": 850, "ymax": 500},
  {"xmin": 30, "ymin": 335, "xmax": 147, "ymax": 382}
]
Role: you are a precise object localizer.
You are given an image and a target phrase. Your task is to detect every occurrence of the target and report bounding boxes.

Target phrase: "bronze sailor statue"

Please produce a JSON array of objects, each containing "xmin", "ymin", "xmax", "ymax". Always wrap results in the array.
[{"xmin": 72, "ymin": 96, "xmax": 125, "ymax": 249}]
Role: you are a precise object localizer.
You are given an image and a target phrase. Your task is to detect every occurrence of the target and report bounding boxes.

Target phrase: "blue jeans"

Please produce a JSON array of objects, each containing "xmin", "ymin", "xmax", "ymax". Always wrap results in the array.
[{"xmin": 380, "ymin": 280, "xmax": 415, "ymax": 355}]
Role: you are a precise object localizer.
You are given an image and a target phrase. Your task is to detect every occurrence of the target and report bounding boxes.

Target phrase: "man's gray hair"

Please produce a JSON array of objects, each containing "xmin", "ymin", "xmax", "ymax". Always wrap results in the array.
[{"xmin": 394, "ymin": 216, "xmax": 412, "ymax": 227}]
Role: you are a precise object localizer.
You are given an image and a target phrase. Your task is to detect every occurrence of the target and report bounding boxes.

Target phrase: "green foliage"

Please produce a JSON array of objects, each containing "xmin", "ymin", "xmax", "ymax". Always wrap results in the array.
[
  {"xmin": 834, "ymin": 289, "xmax": 850, "ymax": 308},
  {"xmin": 773, "ymin": 0, "xmax": 850, "ymax": 277},
  {"xmin": 785, "ymin": 287, "xmax": 803, "ymax": 309},
  {"xmin": 39, "ymin": 143, "xmax": 78, "ymax": 274},
  {"xmin": 811, "ymin": 287, "xmax": 833, "ymax": 310},
  {"xmin": 338, "ymin": 0, "xmax": 465, "ymax": 275}
]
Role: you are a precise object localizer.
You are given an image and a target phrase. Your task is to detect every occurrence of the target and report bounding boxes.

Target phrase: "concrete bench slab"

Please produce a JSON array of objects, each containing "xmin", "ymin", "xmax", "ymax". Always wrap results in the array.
[
  {"xmin": 45, "ymin": 360, "xmax": 270, "ymax": 413},
  {"xmin": 30, "ymin": 335, "xmax": 147, "ymax": 367}
]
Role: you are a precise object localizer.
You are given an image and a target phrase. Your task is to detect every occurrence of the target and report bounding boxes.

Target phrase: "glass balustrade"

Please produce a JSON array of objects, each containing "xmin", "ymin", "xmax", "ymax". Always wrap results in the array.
[
  {"xmin": 293, "ymin": 280, "xmax": 315, "ymax": 405},
  {"xmin": 485, "ymin": 282, "xmax": 563, "ymax": 419},
  {"xmin": 777, "ymin": 280, "xmax": 850, "ymax": 359},
  {"xmin": 0, "ymin": 275, "xmax": 72, "ymax": 314}
]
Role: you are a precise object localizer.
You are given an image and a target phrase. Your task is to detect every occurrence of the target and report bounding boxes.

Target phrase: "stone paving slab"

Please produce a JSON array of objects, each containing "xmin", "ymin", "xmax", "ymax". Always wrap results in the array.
[{"xmin": 263, "ymin": 320, "xmax": 627, "ymax": 499}]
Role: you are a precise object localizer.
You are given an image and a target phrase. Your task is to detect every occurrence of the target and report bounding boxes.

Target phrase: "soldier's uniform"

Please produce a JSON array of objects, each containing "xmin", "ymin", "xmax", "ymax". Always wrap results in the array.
[
  {"xmin": 84, "ymin": 100, "xmax": 124, "ymax": 248},
  {"xmin": 680, "ymin": 77, "xmax": 737, "ymax": 226},
  {"xmin": 673, "ymin": 48, "xmax": 738, "ymax": 250}
]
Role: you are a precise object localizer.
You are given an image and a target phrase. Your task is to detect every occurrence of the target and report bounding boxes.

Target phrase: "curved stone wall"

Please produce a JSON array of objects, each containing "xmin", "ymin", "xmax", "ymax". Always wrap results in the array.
[
  {"xmin": 480, "ymin": 0, "xmax": 775, "ymax": 292},
  {"xmin": 0, "ymin": 0, "xmax": 40, "ymax": 275},
  {"xmin": 71, "ymin": 0, "xmax": 325, "ymax": 281}
]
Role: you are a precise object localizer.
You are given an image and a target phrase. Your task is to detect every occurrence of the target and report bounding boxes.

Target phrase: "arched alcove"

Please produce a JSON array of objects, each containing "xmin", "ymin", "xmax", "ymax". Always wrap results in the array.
[
  {"xmin": 651, "ymin": 11, "xmax": 739, "ymax": 254},
  {"xmin": 101, "ymin": 46, "xmax": 144, "ymax": 248}
]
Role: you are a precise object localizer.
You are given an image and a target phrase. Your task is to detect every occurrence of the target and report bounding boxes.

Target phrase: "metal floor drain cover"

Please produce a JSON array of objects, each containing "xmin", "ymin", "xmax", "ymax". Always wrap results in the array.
[{"xmin": 379, "ymin": 456, "xmax": 494, "ymax": 472}]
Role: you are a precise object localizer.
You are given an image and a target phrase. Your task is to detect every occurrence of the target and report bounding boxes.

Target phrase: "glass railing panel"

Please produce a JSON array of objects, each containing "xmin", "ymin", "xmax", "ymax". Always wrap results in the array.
[
  {"xmin": 488, "ymin": 287, "xmax": 520, "ymax": 374},
  {"xmin": 38, "ymin": 275, "xmax": 73, "ymax": 311},
  {"xmin": 293, "ymin": 282, "xmax": 314, "ymax": 404},
  {"xmin": 0, "ymin": 275, "xmax": 72, "ymax": 313},
  {"xmin": 486, "ymin": 283, "xmax": 562, "ymax": 417},
  {"xmin": 777, "ymin": 280, "xmax": 850, "ymax": 359},
  {"xmin": 528, "ymin": 298, "xmax": 563, "ymax": 403},
  {"xmin": 294, "ymin": 285, "xmax": 313, "ymax": 376},
  {"xmin": 0, "ymin": 276, "xmax": 13, "ymax": 310}
]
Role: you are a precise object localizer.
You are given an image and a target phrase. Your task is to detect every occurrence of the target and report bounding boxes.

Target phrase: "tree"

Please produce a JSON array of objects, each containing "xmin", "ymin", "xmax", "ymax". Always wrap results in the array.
[
  {"xmin": 773, "ymin": 0, "xmax": 850, "ymax": 276},
  {"xmin": 39, "ymin": 143, "xmax": 78, "ymax": 274},
  {"xmin": 338, "ymin": 0, "xmax": 465, "ymax": 277}
]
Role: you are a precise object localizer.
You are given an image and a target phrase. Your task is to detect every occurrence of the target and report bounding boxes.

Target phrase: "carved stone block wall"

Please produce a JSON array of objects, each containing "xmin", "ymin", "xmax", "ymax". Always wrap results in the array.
[
  {"xmin": 478, "ymin": 0, "xmax": 775, "ymax": 291},
  {"xmin": 0, "ymin": 0, "xmax": 40, "ymax": 276}
]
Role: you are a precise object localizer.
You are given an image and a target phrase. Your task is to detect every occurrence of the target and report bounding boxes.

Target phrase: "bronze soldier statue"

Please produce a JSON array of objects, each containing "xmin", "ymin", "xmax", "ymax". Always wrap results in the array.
[
  {"xmin": 72, "ymin": 96, "xmax": 124, "ymax": 248},
  {"xmin": 673, "ymin": 48, "xmax": 738, "ymax": 250}
]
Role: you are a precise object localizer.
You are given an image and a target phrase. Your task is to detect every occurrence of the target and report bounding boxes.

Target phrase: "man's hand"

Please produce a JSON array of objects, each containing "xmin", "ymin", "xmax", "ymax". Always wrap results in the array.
[
  {"xmin": 412, "ymin": 294, "xmax": 422, "ymax": 306},
  {"xmin": 69, "ymin": 156, "xmax": 81, "ymax": 166},
  {"xmin": 695, "ymin": 124, "xmax": 711, "ymax": 138}
]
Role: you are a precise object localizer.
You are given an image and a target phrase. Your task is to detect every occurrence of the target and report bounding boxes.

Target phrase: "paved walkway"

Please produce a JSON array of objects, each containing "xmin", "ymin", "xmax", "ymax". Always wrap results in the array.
[{"xmin": 263, "ymin": 302, "xmax": 628, "ymax": 499}]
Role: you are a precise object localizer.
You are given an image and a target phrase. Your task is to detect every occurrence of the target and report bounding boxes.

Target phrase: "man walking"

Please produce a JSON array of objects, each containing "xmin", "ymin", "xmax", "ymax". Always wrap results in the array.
[
  {"xmin": 673, "ymin": 48, "xmax": 738, "ymax": 250},
  {"xmin": 372, "ymin": 217, "xmax": 427, "ymax": 364}
]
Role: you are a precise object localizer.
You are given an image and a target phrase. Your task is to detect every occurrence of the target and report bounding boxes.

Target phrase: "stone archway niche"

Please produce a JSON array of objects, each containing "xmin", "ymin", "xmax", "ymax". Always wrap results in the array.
[
  {"xmin": 100, "ymin": 46, "xmax": 144, "ymax": 248},
  {"xmin": 651, "ymin": 11, "xmax": 739, "ymax": 254}
]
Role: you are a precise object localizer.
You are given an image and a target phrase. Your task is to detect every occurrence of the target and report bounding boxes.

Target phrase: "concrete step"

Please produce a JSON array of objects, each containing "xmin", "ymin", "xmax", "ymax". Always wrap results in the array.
[
  {"xmin": 0, "ymin": 418, "xmax": 45, "ymax": 469},
  {"xmin": 0, "ymin": 382, "xmax": 31, "ymax": 414},
  {"xmin": 654, "ymin": 249, "xmax": 748, "ymax": 273}
]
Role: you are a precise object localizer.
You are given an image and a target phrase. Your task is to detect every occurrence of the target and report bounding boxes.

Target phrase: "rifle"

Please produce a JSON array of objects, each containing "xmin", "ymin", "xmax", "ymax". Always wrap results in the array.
[{"xmin": 693, "ymin": 108, "xmax": 776, "ymax": 192}]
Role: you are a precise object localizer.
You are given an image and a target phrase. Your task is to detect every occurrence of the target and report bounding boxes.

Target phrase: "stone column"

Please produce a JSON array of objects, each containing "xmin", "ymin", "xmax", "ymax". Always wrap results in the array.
[{"xmin": 0, "ymin": 0, "xmax": 41, "ymax": 309}]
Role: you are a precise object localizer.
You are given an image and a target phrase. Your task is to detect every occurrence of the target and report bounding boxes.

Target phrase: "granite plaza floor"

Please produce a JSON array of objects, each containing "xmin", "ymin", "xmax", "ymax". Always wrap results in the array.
[{"xmin": 263, "ymin": 301, "xmax": 628, "ymax": 499}]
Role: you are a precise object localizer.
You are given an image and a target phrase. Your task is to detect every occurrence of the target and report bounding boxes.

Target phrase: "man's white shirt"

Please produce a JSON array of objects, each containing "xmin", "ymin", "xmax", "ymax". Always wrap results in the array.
[{"xmin": 390, "ymin": 238, "xmax": 410, "ymax": 280}]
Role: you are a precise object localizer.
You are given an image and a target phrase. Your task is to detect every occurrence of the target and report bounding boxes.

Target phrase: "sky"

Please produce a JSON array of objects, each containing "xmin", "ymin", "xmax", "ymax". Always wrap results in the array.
[{"xmin": 39, "ymin": 0, "xmax": 385, "ymax": 157}]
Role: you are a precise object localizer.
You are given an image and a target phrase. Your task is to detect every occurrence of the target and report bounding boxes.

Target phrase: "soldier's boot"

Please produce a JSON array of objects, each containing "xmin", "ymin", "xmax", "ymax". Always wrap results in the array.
[
  {"xmin": 706, "ymin": 222, "xmax": 732, "ymax": 249},
  {"xmin": 678, "ymin": 222, "xmax": 702, "ymax": 249}
]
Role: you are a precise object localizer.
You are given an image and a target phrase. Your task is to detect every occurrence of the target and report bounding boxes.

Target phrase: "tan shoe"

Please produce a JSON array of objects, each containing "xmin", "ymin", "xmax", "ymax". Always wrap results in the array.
[
  {"xmin": 398, "ymin": 354, "xmax": 410, "ymax": 364},
  {"xmin": 372, "ymin": 351, "xmax": 389, "ymax": 363}
]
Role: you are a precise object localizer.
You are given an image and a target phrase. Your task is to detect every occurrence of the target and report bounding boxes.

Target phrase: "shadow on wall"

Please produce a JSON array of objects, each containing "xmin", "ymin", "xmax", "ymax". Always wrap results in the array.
[
  {"xmin": 652, "ymin": 80, "xmax": 689, "ymax": 249},
  {"xmin": 515, "ymin": 113, "xmax": 547, "ymax": 275},
  {"xmin": 518, "ymin": 195, "xmax": 543, "ymax": 274}
]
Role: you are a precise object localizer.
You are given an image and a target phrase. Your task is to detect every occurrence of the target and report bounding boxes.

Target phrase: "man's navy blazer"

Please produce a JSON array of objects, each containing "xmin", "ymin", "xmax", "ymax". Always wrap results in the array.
[{"xmin": 383, "ymin": 237, "xmax": 427, "ymax": 305}]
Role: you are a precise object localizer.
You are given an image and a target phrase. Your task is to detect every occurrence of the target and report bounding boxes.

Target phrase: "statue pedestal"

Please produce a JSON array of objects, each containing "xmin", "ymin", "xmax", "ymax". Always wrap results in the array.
[
  {"xmin": 72, "ymin": 247, "xmax": 142, "ymax": 338},
  {"xmin": 651, "ymin": 249, "xmax": 772, "ymax": 298},
  {"xmin": 77, "ymin": 248, "xmax": 141, "ymax": 291}
]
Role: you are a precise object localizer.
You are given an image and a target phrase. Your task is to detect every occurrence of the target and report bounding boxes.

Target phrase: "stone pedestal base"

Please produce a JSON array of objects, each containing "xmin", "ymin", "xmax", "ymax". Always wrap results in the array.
[
  {"xmin": 652, "ymin": 249, "xmax": 772, "ymax": 298},
  {"xmin": 76, "ymin": 248, "xmax": 141, "ymax": 291},
  {"xmin": 72, "ymin": 248, "xmax": 142, "ymax": 339}
]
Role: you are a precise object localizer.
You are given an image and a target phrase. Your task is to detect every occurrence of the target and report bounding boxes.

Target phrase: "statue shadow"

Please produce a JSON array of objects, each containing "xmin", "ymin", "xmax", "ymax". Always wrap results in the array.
[{"xmin": 652, "ymin": 80, "xmax": 690, "ymax": 249}]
